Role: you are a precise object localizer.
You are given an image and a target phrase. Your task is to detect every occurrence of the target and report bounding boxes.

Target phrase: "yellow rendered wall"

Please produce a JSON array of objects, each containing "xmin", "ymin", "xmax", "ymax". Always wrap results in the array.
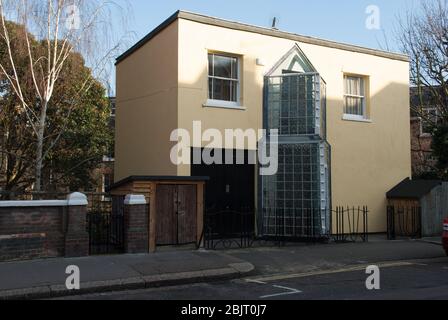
[
  {"xmin": 115, "ymin": 21, "xmax": 179, "ymax": 182},
  {"xmin": 177, "ymin": 19, "xmax": 411, "ymax": 233}
]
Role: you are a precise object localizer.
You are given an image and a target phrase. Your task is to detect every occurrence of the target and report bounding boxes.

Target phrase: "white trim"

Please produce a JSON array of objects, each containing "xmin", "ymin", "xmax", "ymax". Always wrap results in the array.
[
  {"xmin": 0, "ymin": 192, "xmax": 88, "ymax": 208},
  {"xmin": 208, "ymin": 53, "xmax": 241, "ymax": 105},
  {"xmin": 343, "ymin": 94, "xmax": 365, "ymax": 99},
  {"xmin": 0, "ymin": 200, "xmax": 67, "ymax": 208},
  {"xmin": 124, "ymin": 194, "xmax": 147, "ymax": 206},
  {"xmin": 67, "ymin": 192, "xmax": 88, "ymax": 206},
  {"xmin": 209, "ymin": 75, "xmax": 239, "ymax": 82},
  {"xmin": 203, "ymin": 100, "xmax": 246, "ymax": 110},
  {"xmin": 342, "ymin": 114, "xmax": 372, "ymax": 123},
  {"xmin": 343, "ymin": 75, "xmax": 367, "ymax": 119},
  {"xmin": 419, "ymin": 133, "xmax": 432, "ymax": 138},
  {"xmin": 102, "ymin": 156, "xmax": 115, "ymax": 162}
]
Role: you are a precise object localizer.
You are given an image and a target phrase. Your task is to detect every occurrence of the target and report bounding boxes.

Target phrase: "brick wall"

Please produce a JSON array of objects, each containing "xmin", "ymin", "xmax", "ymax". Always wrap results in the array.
[
  {"xmin": 124, "ymin": 196, "xmax": 149, "ymax": 254},
  {"xmin": 0, "ymin": 206, "xmax": 66, "ymax": 261},
  {"xmin": 411, "ymin": 118, "xmax": 436, "ymax": 177},
  {"xmin": 0, "ymin": 193, "xmax": 89, "ymax": 262}
]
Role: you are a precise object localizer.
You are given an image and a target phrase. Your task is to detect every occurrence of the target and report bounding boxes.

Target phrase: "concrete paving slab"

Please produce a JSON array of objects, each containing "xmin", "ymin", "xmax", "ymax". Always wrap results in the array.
[{"xmin": 0, "ymin": 250, "xmax": 253, "ymax": 300}]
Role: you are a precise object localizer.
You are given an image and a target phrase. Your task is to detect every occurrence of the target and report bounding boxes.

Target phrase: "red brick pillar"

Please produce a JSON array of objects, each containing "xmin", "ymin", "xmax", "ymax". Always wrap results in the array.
[
  {"xmin": 65, "ymin": 193, "xmax": 89, "ymax": 257},
  {"xmin": 124, "ymin": 195, "xmax": 149, "ymax": 254}
]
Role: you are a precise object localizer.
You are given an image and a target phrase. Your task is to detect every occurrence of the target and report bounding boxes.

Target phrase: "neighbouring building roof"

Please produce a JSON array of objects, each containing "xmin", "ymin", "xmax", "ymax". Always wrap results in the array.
[
  {"xmin": 116, "ymin": 10, "xmax": 409, "ymax": 65},
  {"xmin": 386, "ymin": 178, "xmax": 442, "ymax": 199}
]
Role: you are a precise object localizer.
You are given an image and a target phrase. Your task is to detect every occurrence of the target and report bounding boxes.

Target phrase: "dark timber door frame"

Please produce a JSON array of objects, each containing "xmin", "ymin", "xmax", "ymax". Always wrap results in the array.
[{"xmin": 156, "ymin": 185, "xmax": 197, "ymax": 246}]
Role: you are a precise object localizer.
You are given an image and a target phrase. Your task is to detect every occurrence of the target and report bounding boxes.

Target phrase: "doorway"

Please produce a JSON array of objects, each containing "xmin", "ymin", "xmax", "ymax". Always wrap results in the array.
[{"xmin": 191, "ymin": 149, "xmax": 255, "ymax": 212}]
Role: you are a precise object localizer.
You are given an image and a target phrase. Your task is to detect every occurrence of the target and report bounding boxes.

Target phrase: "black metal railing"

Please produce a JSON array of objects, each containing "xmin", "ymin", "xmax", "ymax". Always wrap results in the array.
[
  {"xmin": 333, "ymin": 206, "xmax": 369, "ymax": 243},
  {"xmin": 87, "ymin": 195, "xmax": 125, "ymax": 255},
  {"xmin": 87, "ymin": 212, "xmax": 122, "ymax": 255},
  {"xmin": 87, "ymin": 195, "xmax": 124, "ymax": 255},
  {"xmin": 387, "ymin": 206, "xmax": 422, "ymax": 240},
  {"xmin": 204, "ymin": 209, "xmax": 255, "ymax": 250},
  {"xmin": 204, "ymin": 206, "xmax": 369, "ymax": 250}
]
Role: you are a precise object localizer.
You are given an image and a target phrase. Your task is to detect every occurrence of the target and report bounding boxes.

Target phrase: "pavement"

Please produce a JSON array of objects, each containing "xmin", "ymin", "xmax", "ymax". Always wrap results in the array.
[
  {"xmin": 222, "ymin": 235, "xmax": 446, "ymax": 276},
  {"xmin": 1, "ymin": 235, "xmax": 446, "ymax": 300},
  {"xmin": 419, "ymin": 236, "xmax": 444, "ymax": 245},
  {"xmin": 0, "ymin": 250, "xmax": 254, "ymax": 300}
]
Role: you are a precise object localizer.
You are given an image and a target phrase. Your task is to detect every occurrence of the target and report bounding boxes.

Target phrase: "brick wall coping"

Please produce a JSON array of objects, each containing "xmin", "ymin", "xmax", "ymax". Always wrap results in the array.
[
  {"xmin": 0, "ymin": 233, "xmax": 46, "ymax": 240},
  {"xmin": 0, "ymin": 192, "xmax": 88, "ymax": 208},
  {"xmin": 124, "ymin": 194, "xmax": 147, "ymax": 206}
]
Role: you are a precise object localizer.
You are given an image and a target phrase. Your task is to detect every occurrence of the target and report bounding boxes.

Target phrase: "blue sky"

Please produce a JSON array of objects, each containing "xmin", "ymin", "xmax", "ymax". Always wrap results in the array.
[
  {"xmin": 107, "ymin": 0, "xmax": 422, "ymax": 94},
  {"xmin": 117, "ymin": 0, "xmax": 421, "ymax": 54}
]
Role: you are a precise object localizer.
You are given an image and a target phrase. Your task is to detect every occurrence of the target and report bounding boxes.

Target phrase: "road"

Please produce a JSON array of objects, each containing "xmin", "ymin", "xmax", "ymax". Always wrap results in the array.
[{"xmin": 60, "ymin": 257, "xmax": 448, "ymax": 300}]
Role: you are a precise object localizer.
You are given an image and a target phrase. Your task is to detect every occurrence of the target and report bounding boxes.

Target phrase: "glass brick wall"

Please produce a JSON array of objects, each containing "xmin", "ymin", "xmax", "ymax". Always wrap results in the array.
[{"xmin": 259, "ymin": 72, "xmax": 331, "ymax": 239}]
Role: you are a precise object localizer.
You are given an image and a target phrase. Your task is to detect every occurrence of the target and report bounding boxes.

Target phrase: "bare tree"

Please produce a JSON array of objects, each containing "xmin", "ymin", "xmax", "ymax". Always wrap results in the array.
[
  {"xmin": 396, "ymin": 0, "xmax": 448, "ymax": 178},
  {"xmin": 0, "ymin": 0, "xmax": 130, "ymax": 191},
  {"xmin": 398, "ymin": 0, "xmax": 448, "ymax": 127}
]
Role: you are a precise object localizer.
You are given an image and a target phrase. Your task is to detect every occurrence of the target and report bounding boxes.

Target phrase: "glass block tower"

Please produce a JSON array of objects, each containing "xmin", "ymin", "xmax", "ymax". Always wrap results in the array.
[{"xmin": 259, "ymin": 45, "xmax": 331, "ymax": 239}]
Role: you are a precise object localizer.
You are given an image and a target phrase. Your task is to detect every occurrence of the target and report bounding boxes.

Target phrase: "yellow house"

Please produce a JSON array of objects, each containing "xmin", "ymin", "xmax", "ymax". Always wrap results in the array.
[{"xmin": 114, "ymin": 11, "xmax": 411, "ymax": 236}]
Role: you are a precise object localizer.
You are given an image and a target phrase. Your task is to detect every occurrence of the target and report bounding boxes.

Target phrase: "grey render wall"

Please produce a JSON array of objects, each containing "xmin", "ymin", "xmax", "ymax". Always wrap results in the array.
[{"xmin": 421, "ymin": 182, "xmax": 448, "ymax": 237}]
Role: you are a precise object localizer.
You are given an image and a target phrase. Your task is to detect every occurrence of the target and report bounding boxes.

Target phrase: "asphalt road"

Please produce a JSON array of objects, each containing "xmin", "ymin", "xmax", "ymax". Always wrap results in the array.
[{"xmin": 60, "ymin": 257, "xmax": 448, "ymax": 300}]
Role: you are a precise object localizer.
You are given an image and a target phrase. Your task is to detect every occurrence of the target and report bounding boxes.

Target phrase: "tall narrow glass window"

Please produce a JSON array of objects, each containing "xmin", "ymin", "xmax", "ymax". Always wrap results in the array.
[{"xmin": 208, "ymin": 53, "xmax": 239, "ymax": 103}]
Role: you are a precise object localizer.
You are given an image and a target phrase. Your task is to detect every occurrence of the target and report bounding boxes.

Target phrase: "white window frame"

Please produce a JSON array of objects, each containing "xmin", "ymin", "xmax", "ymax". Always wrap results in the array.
[
  {"xmin": 420, "ymin": 107, "xmax": 439, "ymax": 135},
  {"xmin": 343, "ymin": 75, "xmax": 367, "ymax": 121},
  {"xmin": 206, "ymin": 53, "xmax": 242, "ymax": 109}
]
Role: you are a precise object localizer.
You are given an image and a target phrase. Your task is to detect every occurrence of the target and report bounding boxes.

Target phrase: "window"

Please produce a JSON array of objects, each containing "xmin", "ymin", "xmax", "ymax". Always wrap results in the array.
[
  {"xmin": 344, "ymin": 75, "xmax": 367, "ymax": 120},
  {"xmin": 110, "ymin": 100, "xmax": 116, "ymax": 117},
  {"xmin": 101, "ymin": 172, "xmax": 113, "ymax": 201},
  {"xmin": 103, "ymin": 173, "xmax": 113, "ymax": 192},
  {"xmin": 421, "ymin": 107, "xmax": 439, "ymax": 134},
  {"xmin": 208, "ymin": 53, "xmax": 240, "ymax": 106}
]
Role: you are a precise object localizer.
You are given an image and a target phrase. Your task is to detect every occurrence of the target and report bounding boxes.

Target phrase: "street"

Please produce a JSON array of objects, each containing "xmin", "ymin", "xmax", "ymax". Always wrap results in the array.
[{"xmin": 60, "ymin": 257, "xmax": 448, "ymax": 300}]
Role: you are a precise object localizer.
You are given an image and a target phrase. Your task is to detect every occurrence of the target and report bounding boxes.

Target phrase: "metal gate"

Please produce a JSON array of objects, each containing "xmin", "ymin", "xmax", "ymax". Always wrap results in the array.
[
  {"xmin": 333, "ymin": 207, "xmax": 369, "ymax": 243},
  {"xmin": 204, "ymin": 209, "xmax": 256, "ymax": 249},
  {"xmin": 387, "ymin": 206, "xmax": 422, "ymax": 240},
  {"xmin": 87, "ymin": 196, "xmax": 125, "ymax": 255}
]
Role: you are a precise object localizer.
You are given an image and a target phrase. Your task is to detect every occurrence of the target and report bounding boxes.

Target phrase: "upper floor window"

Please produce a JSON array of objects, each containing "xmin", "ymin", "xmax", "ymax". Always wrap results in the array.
[
  {"xmin": 421, "ymin": 107, "xmax": 439, "ymax": 134},
  {"xmin": 208, "ymin": 53, "xmax": 240, "ymax": 106},
  {"xmin": 344, "ymin": 75, "xmax": 367, "ymax": 120}
]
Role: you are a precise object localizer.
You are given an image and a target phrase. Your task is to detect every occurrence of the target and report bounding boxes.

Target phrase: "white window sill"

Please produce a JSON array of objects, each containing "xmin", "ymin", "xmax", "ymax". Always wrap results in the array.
[
  {"xmin": 419, "ymin": 133, "xmax": 432, "ymax": 138},
  {"xmin": 203, "ymin": 100, "xmax": 246, "ymax": 111},
  {"xmin": 342, "ymin": 114, "xmax": 372, "ymax": 123}
]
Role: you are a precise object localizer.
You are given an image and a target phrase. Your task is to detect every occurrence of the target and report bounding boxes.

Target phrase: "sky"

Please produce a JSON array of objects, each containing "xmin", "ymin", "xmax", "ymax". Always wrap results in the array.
[
  {"xmin": 108, "ymin": 0, "xmax": 423, "ymax": 94},
  {"xmin": 116, "ymin": 0, "xmax": 422, "ymax": 54}
]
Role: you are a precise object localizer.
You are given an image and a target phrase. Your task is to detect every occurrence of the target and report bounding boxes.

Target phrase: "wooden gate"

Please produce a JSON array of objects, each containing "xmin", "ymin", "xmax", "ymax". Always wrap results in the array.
[{"xmin": 156, "ymin": 185, "xmax": 197, "ymax": 246}]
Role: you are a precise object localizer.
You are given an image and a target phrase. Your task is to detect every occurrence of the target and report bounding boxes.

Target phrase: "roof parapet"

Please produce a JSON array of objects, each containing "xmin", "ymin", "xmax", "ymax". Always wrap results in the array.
[{"xmin": 116, "ymin": 10, "xmax": 409, "ymax": 65}]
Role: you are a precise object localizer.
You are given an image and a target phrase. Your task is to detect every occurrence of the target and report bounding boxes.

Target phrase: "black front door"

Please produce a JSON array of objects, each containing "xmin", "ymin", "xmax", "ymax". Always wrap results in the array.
[{"xmin": 191, "ymin": 149, "xmax": 255, "ymax": 212}]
